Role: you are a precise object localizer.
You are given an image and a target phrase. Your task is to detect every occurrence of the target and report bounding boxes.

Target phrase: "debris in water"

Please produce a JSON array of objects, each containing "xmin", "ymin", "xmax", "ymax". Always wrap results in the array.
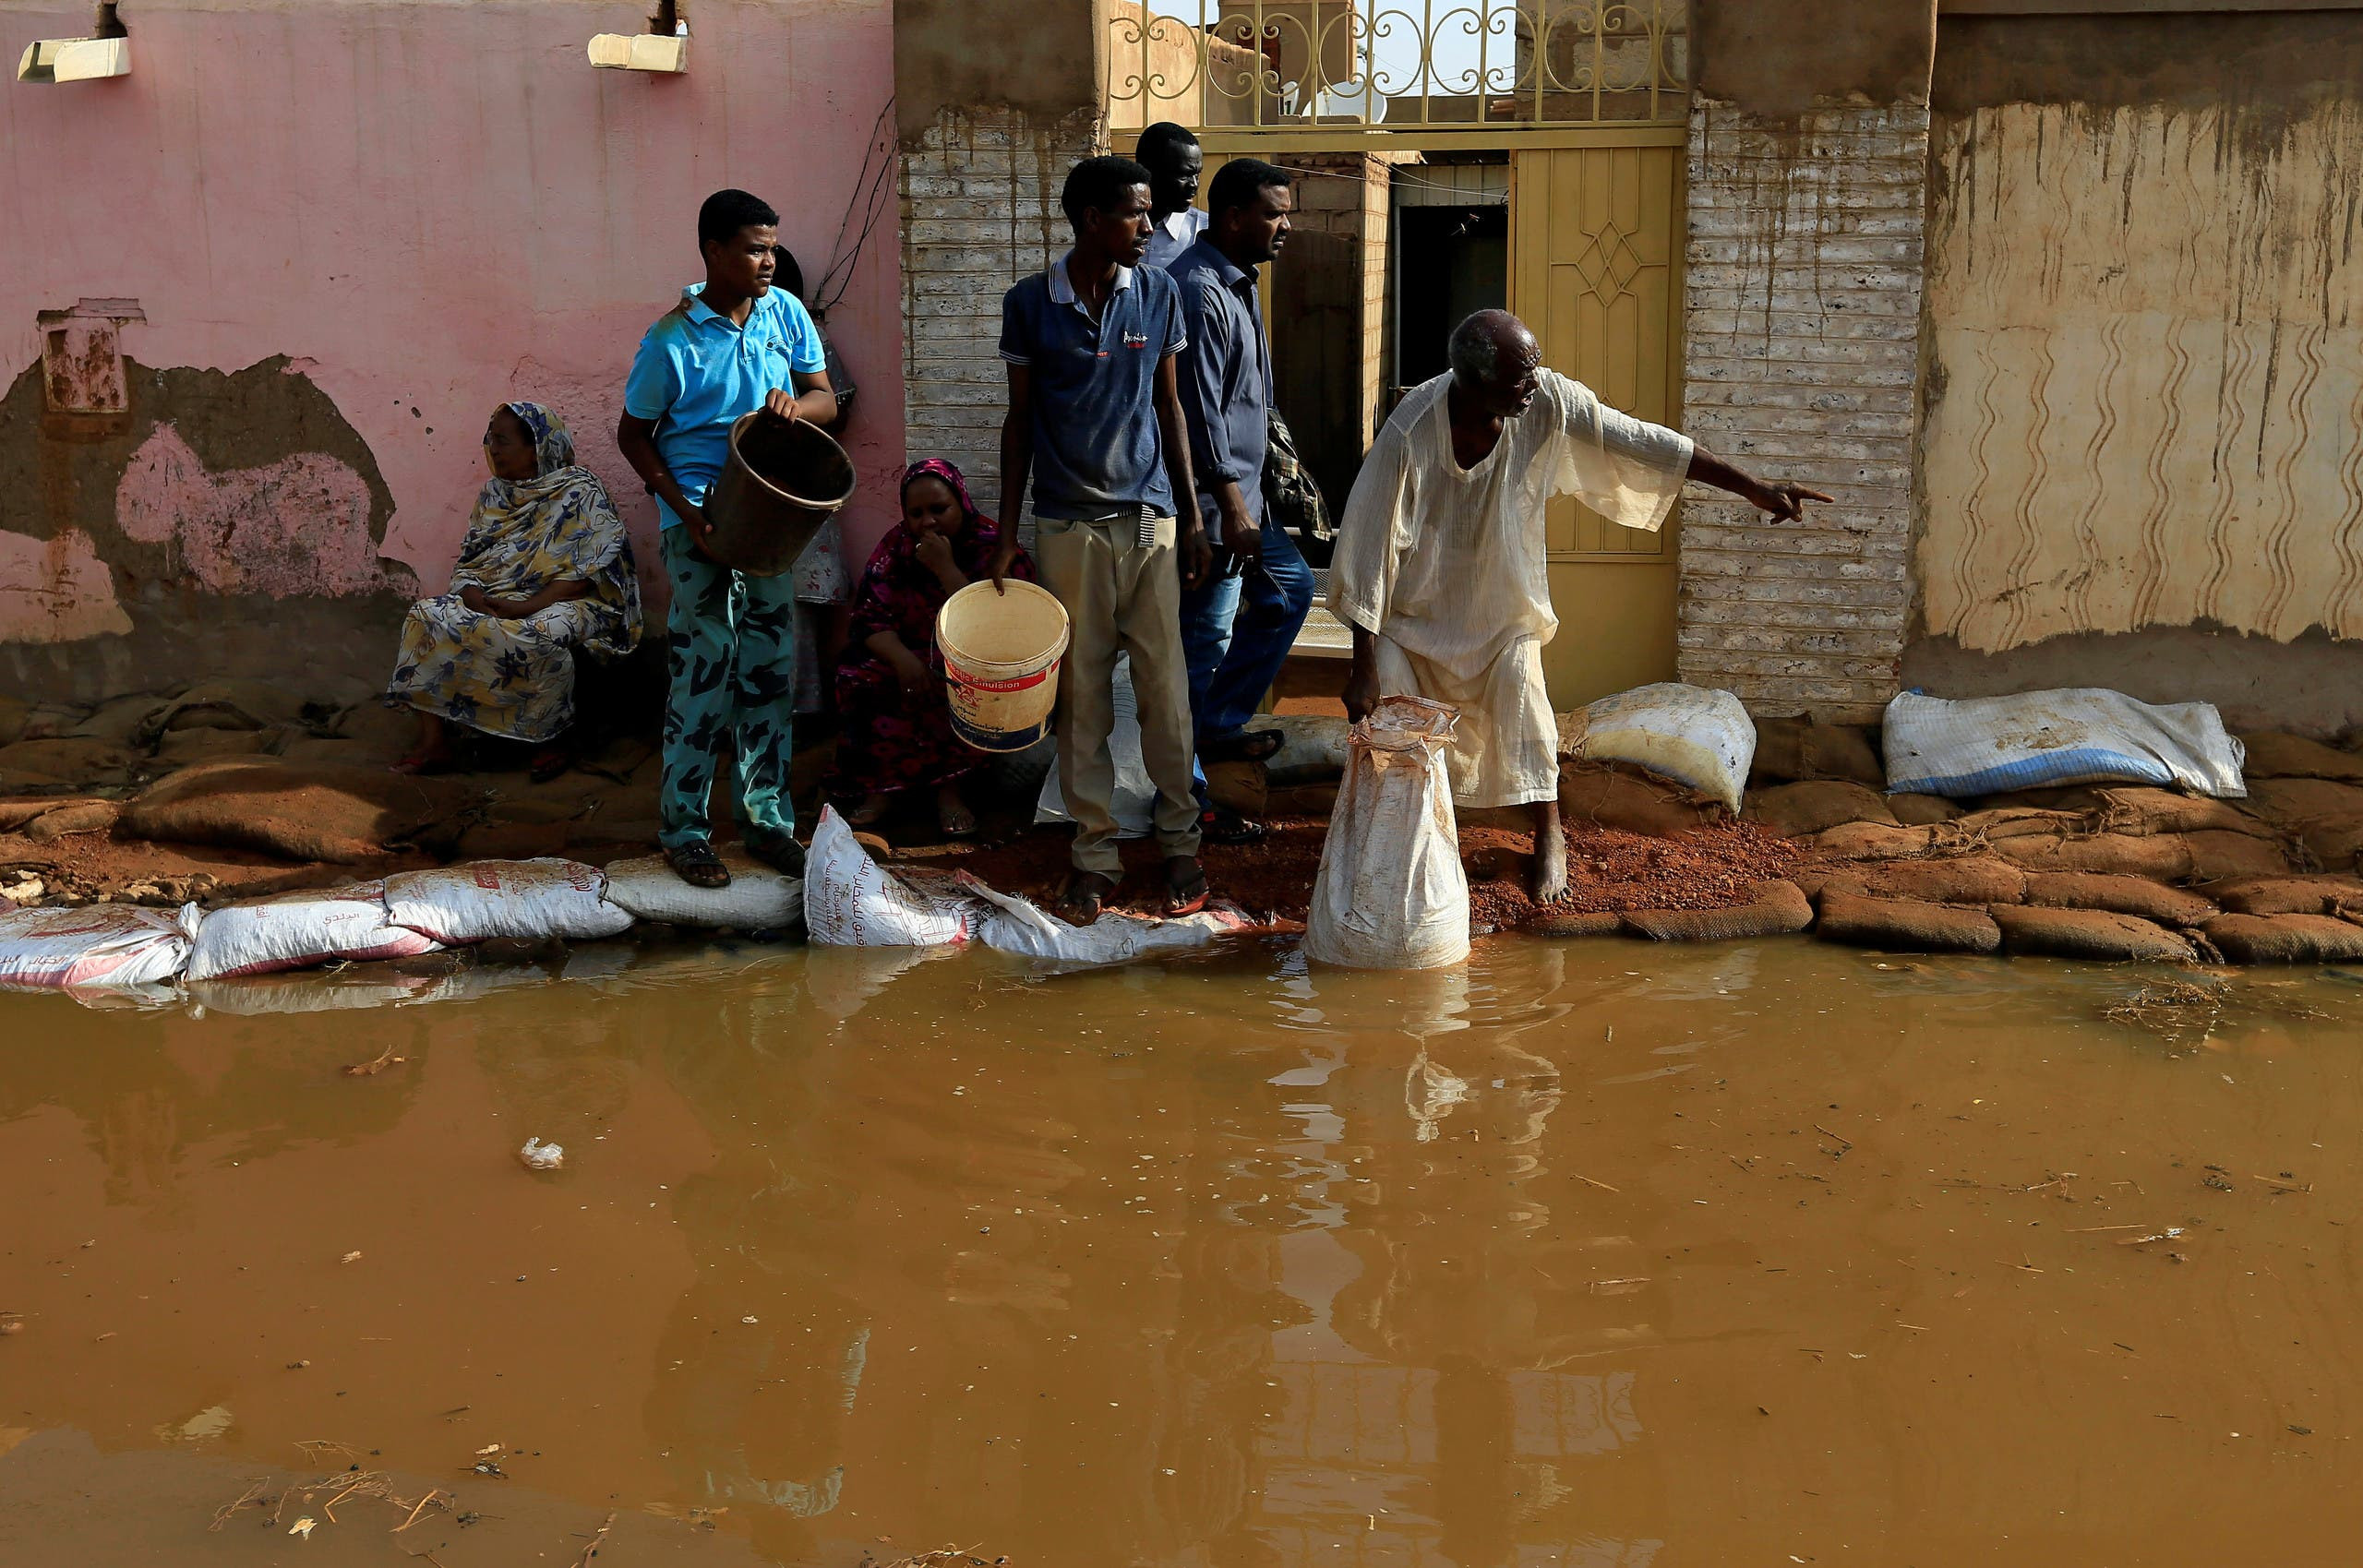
[
  {"xmin": 2117, "ymin": 1227, "xmax": 2186, "ymax": 1247},
  {"xmin": 519, "ymin": 1138, "xmax": 564, "ymax": 1171},
  {"xmin": 474, "ymin": 1442, "xmax": 503, "ymax": 1457},
  {"xmin": 339, "ymin": 1251, "xmax": 362, "ymax": 1264},
  {"xmin": 573, "ymin": 1511, "xmax": 617, "ymax": 1565},
  {"xmin": 288, "ymin": 1515, "xmax": 317, "ymax": 1538},
  {"xmin": 342, "ymin": 1046, "xmax": 407, "ymax": 1077}
]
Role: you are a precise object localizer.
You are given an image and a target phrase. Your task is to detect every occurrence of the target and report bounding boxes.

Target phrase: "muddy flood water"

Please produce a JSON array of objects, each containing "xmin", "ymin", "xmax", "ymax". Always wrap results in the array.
[{"xmin": 5, "ymin": 935, "xmax": 2361, "ymax": 1567}]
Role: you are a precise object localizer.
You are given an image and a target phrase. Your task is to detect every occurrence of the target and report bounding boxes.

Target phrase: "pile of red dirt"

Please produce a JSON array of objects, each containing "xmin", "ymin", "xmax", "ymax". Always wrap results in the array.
[{"xmin": 890, "ymin": 811, "xmax": 1802, "ymax": 931}]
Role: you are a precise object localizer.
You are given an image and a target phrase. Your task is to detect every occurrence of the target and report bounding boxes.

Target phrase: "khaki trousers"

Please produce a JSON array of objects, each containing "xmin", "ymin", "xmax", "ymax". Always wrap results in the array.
[{"xmin": 1035, "ymin": 513, "xmax": 1203, "ymax": 875}]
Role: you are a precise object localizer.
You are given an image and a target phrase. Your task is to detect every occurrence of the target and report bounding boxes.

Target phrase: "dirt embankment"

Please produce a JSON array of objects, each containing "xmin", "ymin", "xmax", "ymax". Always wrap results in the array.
[{"xmin": 9, "ymin": 684, "xmax": 2363, "ymax": 965}]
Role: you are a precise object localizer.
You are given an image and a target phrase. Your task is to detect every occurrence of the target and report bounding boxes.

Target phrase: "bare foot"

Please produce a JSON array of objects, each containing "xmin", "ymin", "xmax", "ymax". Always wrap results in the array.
[
  {"xmin": 1529, "ymin": 799, "xmax": 1568, "ymax": 904},
  {"xmin": 846, "ymin": 792, "xmax": 893, "ymax": 827},
  {"xmin": 934, "ymin": 782, "xmax": 978, "ymax": 838}
]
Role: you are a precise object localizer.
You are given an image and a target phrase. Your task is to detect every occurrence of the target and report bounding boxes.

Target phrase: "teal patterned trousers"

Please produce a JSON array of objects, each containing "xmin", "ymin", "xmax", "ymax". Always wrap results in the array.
[{"xmin": 658, "ymin": 528, "xmax": 800, "ymax": 850}]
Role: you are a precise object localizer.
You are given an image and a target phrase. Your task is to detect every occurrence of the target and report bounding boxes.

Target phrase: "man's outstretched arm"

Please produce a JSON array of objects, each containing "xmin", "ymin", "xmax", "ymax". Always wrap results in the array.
[{"xmin": 1685, "ymin": 446, "xmax": 1833, "ymax": 522}]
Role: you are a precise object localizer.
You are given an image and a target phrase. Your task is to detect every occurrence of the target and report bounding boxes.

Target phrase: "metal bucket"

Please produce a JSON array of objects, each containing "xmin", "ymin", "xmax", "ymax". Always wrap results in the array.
[{"xmin": 701, "ymin": 410, "xmax": 857, "ymax": 576}]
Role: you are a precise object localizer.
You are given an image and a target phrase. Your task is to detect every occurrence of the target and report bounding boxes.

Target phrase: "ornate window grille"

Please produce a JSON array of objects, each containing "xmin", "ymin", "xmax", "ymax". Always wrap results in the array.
[{"xmin": 1104, "ymin": 0, "xmax": 1688, "ymax": 135}]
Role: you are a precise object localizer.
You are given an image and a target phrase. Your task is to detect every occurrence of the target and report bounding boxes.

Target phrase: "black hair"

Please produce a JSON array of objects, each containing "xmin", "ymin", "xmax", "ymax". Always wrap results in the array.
[
  {"xmin": 1062, "ymin": 156, "xmax": 1153, "ymax": 232},
  {"xmin": 1134, "ymin": 121, "xmax": 1201, "ymax": 172},
  {"xmin": 697, "ymin": 188, "xmax": 778, "ymax": 253},
  {"xmin": 1207, "ymin": 158, "xmax": 1291, "ymax": 221}
]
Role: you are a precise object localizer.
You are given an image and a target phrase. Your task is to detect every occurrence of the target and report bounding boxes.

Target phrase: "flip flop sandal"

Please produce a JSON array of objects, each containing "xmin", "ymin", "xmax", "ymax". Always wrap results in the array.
[
  {"xmin": 744, "ymin": 833, "xmax": 807, "ymax": 878},
  {"xmin": 1162, "ymin": 858, "xmax": 1209, "ymax": 917},
  {"xmin": 665, "ymin": 840, "xmax": 733, "ymax": 889},
  {"xmin": 937, "ymin": 804, "xmax": 980, "ymax": 840},
  {"xmin": 1055, "ymin": 871, "xmax": 1116, "ymax": 928},
  {"xmin": 1198, "ymin": 803, "xmax": 1267, "ymax": 845},
  {"xmin": 1205, "ymin": 728, "xmax": 1286, "ymax": 763}
]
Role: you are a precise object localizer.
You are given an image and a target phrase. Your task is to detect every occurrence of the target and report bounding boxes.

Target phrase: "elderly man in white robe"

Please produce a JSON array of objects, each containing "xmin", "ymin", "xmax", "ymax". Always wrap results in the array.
[{"xmin": 1332, "ymin": 309, "xmax": 1831, "ymax": 902}]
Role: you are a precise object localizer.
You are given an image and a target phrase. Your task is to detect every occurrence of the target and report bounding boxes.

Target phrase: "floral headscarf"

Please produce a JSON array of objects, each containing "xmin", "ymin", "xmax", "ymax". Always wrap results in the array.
[
  {"xmin": 449, "ymin": 401, "xmax": 642, "ymax": 656},
  {"xmin": 900, "ymin": 457, "xmax": 985, "ymax": 532}
]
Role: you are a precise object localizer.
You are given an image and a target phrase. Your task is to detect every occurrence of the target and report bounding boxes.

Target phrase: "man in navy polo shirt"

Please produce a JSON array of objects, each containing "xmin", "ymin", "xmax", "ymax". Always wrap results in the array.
[
  {"xmin": 1171, "ymin": 158, "xmax": 1313, "ymax": 844},
  {"xmin": 990, "ymin": 156, "xmax": 1214, "ymax": 925},
  {"xmin": 618, "ymin": 188, "xmax": 836, "ymax": 889}
]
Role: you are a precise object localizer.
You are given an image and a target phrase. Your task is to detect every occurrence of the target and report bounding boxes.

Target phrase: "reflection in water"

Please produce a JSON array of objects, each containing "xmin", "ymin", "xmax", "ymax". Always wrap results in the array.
[{"xmin": 3, "ymin": 939, "xmax": 2362, "ymax": 1566}]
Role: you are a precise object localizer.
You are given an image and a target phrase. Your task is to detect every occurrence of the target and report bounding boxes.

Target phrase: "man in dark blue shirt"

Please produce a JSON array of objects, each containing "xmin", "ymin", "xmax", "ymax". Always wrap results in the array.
[
  {"xmin": 990, "ymin": 157, "xmax": 1215, "ymax": 925},
  {"xmin": 1170, "ymin": 159, "xmax": 1314, "ymax": 842}
]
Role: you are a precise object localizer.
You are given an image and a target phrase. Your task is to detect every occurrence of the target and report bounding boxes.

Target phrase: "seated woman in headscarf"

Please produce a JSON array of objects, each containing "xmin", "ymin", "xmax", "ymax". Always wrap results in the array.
[
  {"xmin": 827, "ymin": 459, "xmax": 1033, "ymax": 837},
  {"xmin": 386, "ymin": 401, "xmax": 642, "ymax": 777}
]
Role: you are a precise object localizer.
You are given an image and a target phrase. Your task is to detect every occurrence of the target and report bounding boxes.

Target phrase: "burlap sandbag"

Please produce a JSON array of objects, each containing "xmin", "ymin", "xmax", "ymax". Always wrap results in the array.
[
  {"xmin": 1620, "ymin": 880, "xmax": 1813, "ymax": 941},
  {"xmin": 1816, "ymin": 889, "xmax": 2001, "ymax": 953},
  {"xmin": 1991, "ymin": 905, "xmax": 2196, "ymax": 963},
  {"xmin": 67, "ymin": 691, "xmax": 176, "ymax": 748},
  {"xmin": 2237, "ymin": 732, "xmax": 2363, "ymax": 783},
  {"xmin": 1559, "ymin": 760, "xmax": 1721, "ymax": 838},
  {"xmin": 2202, "ymin": 913, "xmax": 2363, "ymax": 965},
  {"xmin": 0, "ymin": 737, "xmax": 136, "ymax": 785},
  {"xmin": 1953, "ymin": 807, "xmax": 2091, "ymax": 842},
  {"xmin": 2090, "ymin": 786, "xmax": 2273, "ymax": 839},
  {"xmin": 1991, "ymin": 830, "xmax": 2286, "ymax": 881},
  {"xmin": 1265, "ymin": 782, "xmax": 1340, "ymax": 817},
  {"xmin": 1810, "ymin": 821, "xmax": 1969, "ymax": 862},
  {"xmin": 2204, "ymin": 875, "xmax": 2363, "ymax": 918},
  {"xmin": 1524, "ymin": 908, "xmax": 1624, "ymax": 939},
  {"xmin": 1743, "ymin": 780, "xmax": 1895, "ymax": 838},
  {"xmin": 134, "ymin": 678, "xmax": 311, "ymax": 744},
  {"xmin": 1748, "ymin": 714, "xmax": 1886, "ymax": 790},
  {"xmin": 1204, "ymin": 758, "xmax": 1266, "ymax": 817},
  {"xmin": 2022, "ymin": 872, "xmax": 2217, "ymax": 925},
  {"xmin": 2239, "ymin": 778, "xmax": 2363, "ymax": 871},
  {"xmin": 1822, "ymin": 854, "xmax": 2027, "ymax": 905},
  {"xmin": 1889, "ymin": 793, "xmax": 1962, "ymax": 826},
  {"xmin": 120, "ymin": 760, "xmax": 477, "ymax": 864}
]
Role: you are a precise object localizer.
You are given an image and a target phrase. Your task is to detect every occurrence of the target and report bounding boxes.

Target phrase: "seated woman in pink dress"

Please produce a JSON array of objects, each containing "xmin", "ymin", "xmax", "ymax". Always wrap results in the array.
[{"xmin": 828, "ymin": 460, "xmax": 1035, "ymax": 837}]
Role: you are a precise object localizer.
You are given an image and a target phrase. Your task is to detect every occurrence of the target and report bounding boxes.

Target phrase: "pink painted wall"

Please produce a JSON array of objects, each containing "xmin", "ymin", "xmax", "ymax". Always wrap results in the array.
[{"xmin": 1, "ymin": 0, "xmax": 901, "ymax": 676}]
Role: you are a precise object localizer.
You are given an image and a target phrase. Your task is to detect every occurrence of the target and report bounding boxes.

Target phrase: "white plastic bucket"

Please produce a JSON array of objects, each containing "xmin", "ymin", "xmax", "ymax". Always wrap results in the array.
[{"xmin": 936, "ymin": 580, "xmax": 1071, "ymax": 753}]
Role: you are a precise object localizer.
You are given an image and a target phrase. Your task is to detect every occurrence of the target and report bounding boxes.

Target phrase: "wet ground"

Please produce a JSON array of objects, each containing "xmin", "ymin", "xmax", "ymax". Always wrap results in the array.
[{"xmin": 4, "ymin": 936, "xmax": 2361, "ymax": 1566}]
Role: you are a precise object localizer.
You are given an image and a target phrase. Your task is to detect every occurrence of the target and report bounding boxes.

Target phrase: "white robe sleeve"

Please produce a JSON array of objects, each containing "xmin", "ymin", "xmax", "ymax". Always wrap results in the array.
[
  {"xmin": 1541, "ymin": 370, "xmax": 1694, "ymax": 534},
  {"xmin": 1326, "ymin": 419, "xmax": 1415, "ymax": 638}
]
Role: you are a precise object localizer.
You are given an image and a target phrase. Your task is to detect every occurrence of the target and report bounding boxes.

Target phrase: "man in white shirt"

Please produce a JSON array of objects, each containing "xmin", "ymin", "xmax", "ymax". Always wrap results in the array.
[
  {"xmin": 1135, "ymin": 122, "xmax": 1210, "ymax": 271},
  {"xmin": 1330, "ymin": 310, "xmax": 1831, "ymax": 902}
]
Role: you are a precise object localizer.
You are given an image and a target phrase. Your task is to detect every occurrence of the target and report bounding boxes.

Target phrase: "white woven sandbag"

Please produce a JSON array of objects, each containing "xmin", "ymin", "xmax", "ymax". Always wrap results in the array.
[
  {"xmin": 1883, "ymin": 688, "xmax": 2247, "ymax": 799},
  {"xmin": 1265, "ymin": 714, "xmax": 1353, "ymax": 784},
  {"xmin": 186, "ymin": 880, "xmax": 440, "ymax": 980},
  {"xmin": 0, "ymin": 903, "xmax": 201, "ymax": 989},
  {"xmin": 1566, "ymin": 683, "xmax": 1756, "ymax": 813},
  {"xmin": 1304, "ymin": 696, "xmax": 1469, "ymax": 970},
  {"xmin": 803, "ymin": 808, "xmax": 979, "ymax": 948},
  {"xmin": 381, "ymin": 858, "xmax": 633, "ymax": 945},
  {"xmin": 600, "ymin": 852, "xmax": 802, "ymax": 930},
  {"xmin": 1037, "ymin": 652, "xmax": 1158, "ymax": 839},
  {"xmin": 966, "ymin": 877, "xmax": 1248, "ymax": 966}
]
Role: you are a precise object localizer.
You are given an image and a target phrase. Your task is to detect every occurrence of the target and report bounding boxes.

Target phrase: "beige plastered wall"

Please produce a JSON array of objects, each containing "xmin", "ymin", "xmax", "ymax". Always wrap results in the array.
[{"xmin": 1911, "ymin": 11, "xmax": 2363, "ymax": 736}]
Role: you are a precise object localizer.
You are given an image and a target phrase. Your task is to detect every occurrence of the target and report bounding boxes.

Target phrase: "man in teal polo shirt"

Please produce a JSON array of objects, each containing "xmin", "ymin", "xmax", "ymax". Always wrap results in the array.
[{"xmin": 618, "ymin": 188, "xmax": 836, "ymax": 887}]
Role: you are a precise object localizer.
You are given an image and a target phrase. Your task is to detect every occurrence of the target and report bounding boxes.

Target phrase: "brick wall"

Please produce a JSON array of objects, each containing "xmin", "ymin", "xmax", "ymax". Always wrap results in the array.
[
  {"xmin": 1675, "ymin": 102, "xmax": 1927, "ymax": 724},
  {"xmin": 899, "ymin": 105, "xmax": 1102, "ymax": 521}
]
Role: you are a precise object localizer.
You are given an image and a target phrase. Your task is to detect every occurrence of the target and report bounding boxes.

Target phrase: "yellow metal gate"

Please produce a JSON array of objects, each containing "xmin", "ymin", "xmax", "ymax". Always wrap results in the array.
[{"xmin": 1509, "ymin": 144, "xmax": 1685, "ymax": 708}]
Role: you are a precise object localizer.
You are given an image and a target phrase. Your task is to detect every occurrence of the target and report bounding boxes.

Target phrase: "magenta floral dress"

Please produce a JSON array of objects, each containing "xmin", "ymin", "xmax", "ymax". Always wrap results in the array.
[{"xmin": 827, "ymin": 519, "xmax": 1036, "ymax": 797}]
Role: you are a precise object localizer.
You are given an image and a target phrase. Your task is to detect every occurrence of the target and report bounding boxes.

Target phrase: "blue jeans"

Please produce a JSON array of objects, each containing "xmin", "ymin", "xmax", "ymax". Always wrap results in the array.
[{"xmin": 1179, "ymin": 516, "xmax": 1315, "ymax": 758}]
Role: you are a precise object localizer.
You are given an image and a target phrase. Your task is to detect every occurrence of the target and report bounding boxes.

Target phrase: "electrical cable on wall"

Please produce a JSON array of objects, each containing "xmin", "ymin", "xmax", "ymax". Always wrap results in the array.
[{"xmin": 814, "ymin": 96, "xmax": 897, "ymax": 316}]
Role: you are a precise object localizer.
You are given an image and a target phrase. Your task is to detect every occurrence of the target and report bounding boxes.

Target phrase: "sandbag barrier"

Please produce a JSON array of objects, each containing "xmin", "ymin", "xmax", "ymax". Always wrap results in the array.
[{"xmin": 12, "ymin": 676, "xmax": 2363, "ymax": 976}]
